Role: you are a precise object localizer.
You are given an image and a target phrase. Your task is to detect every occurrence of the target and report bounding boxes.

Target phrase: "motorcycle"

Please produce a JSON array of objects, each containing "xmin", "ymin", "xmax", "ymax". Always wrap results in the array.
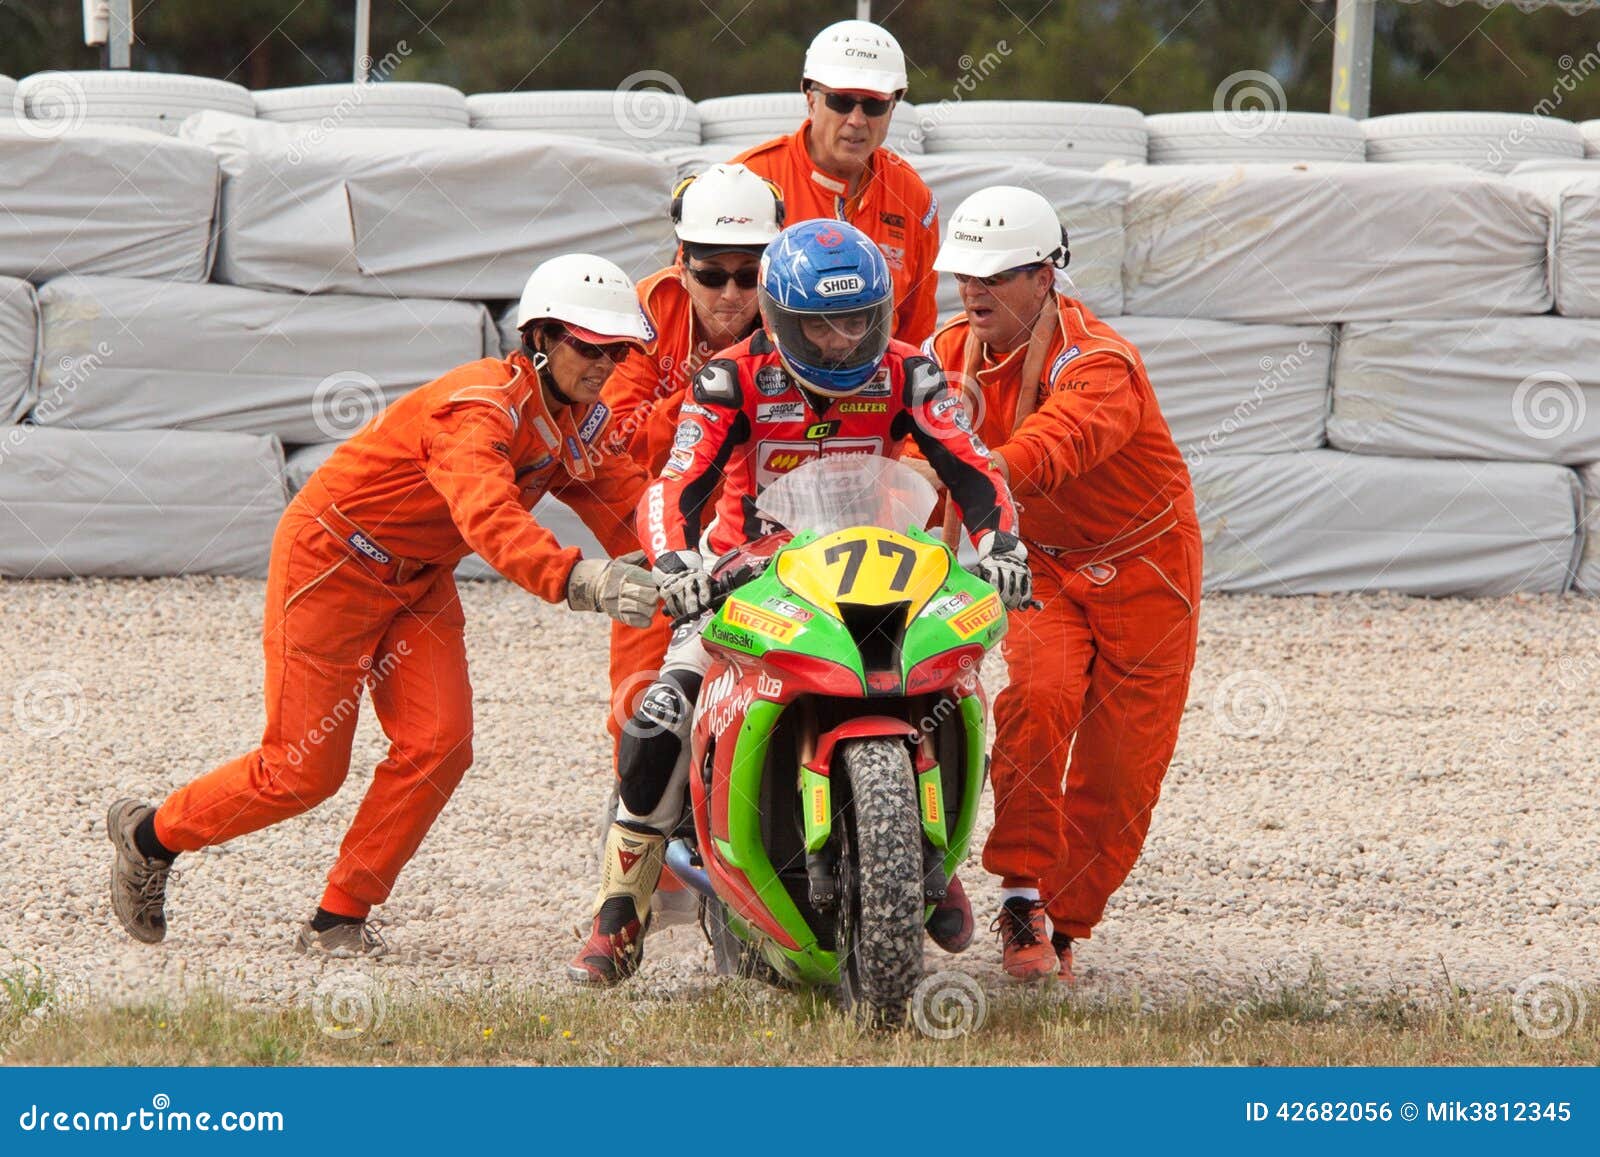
[{"xmin": 662, "ymin": 456, "xmax": 1010, "ymax": 1026}]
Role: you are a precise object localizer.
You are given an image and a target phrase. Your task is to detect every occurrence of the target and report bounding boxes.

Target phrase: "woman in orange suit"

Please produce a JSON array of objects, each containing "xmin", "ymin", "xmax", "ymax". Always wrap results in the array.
[{"xmin": 106, "ymin": 255, "xmax": 660, "ymax": 957}]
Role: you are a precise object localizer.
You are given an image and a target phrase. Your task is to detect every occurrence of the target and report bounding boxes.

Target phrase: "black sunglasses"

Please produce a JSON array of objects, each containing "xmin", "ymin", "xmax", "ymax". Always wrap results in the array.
[
  {"xmin": 821, "ymin": 91, "xmax": 895, "ymax": 118},
  {"xmin": 687, "ymin": 264, "xmax": 761, "ymax": 290}
]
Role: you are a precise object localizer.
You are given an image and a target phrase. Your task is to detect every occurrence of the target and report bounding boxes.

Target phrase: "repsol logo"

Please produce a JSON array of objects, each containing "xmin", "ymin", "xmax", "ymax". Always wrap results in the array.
[
  {"xmin": 647, "ymin": 484, "xmax": 667, "ymax": 554},
  {"xmin": 816, "ymin": 275, "xmax": 864, "ymax": 297}
]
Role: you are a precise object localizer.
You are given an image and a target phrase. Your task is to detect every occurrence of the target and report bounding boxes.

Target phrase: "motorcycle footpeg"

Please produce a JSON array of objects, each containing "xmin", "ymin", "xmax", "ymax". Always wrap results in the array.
[{"xmin": 806, "ymin": 847, "xmax": 839, "ymax": 910}]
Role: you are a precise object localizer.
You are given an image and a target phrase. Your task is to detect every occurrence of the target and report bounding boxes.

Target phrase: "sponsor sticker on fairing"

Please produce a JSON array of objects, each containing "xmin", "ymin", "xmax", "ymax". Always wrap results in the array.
[
  {"xmin": 723, "ymin": 599, "xmax": 802, "ymax": 642},
  {"xmin": 950, "ymin": 592, "xmax": 1002, "ymax": 639},
  {"xmin": 674, "ymin": 420, "xmax": 704, "ymax": 448},
  {"xmin": 762, "ymin": 596, "xmax": 813, "ymax": 622},
  {"xmin": 755, "ymin": 365, "xmax": 790, "ymax": 397},
  {"xmin": 930, "ymin": 591, "xmax": 974, "ymax": 617},
  {"xmin": 757, "ymin": 401, "xmax": 804, "ymax": 423}
]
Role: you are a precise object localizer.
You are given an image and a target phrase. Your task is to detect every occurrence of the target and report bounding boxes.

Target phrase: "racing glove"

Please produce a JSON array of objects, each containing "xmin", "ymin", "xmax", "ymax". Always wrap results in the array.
[
  {"xmin": 975, "ymin": 531, "xmax": 1033, "ymax": 611},
  {"xmin": 652, "ymin": 549, "xmax": 714, "ymax": 621},
  {"xmin": 566, "ymin": 558, "xmax": 659, "ymax": 628}
]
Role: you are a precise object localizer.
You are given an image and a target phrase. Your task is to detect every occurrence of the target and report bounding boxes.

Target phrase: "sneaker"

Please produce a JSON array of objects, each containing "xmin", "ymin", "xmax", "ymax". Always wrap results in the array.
[
  {"xmin": 925, "ymin": 873, "xmax": 974, "ymax": 953},
  {"xmin": 106, "ymin": 799, "xmax": 175, "ymax": 944},
  {"xmin": 992, "ymin": 896, "xmax": 1056, "ymax": 982},
  {"xmin": 1052, "ymin": 931, "xmax": 1075, "ymax": 984},
  {"xmin": 294, "ymin": 919, "xmax": 389, "ymax": 958},
  {"xmin": 566, "ymin": 824, "xmax": 665, "ymax": 986}
]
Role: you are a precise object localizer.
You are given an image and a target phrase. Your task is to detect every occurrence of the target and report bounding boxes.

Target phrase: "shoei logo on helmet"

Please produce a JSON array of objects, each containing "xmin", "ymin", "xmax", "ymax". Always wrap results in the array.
[
  {"xmin": 816, "ymin": 227, "xmax": 845, "ymax": 248},
  {"xmin": 816, "ymin": 274, "xmax": 865, "ymax": 297}
]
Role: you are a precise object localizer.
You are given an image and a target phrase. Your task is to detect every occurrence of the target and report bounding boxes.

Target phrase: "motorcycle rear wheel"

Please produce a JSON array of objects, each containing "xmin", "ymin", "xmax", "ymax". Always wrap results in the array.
[{"xmin": 834, "ymin": 736, "xmax": 925, "ymax": 1027}]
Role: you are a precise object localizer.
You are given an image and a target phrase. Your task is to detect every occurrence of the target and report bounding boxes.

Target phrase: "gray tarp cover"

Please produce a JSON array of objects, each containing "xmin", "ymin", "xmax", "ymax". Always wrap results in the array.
[
  {"xmin": 1112, "ymin": 315, "xmax": 1331, "ymax": 457},
  {"xmin": 182, "ymin": 112, "xmax": 677, "ymax": 298},
  {"xmin": 32, "ymin": 276, "xmax": 494, "ymax": 443},
  {"xmin": 1505, "ymin": 162, "xmax": 1600, "ymax": 318},
  {"xmin": 1329, "ymin": 317, "xmax": 1600, "ymax": 464},
  {"xmin": 909, "ymin": 153, "xmax": 1127, "ymax": 319},
  {"xmin": 1578, "ymin": 462, "xmax": 1600, "ymax": 593},
  {"xmin": 0, "ymin": 427, "xmax": 286, "ymax": 578},
  {"xmin": 0, "ymin": 275, "xmax": 37, "ymax": 423},
  {"xmin": 1120, "ymin": 162, "xmax": 1552, "ymax": 323},
  {"xmin": 1193, "ymin": 450, "xmax": 1580, "ymax": 595},
  {"xmin": 0, "ymin": 123, "xmax": 219, "ymax": 284}
]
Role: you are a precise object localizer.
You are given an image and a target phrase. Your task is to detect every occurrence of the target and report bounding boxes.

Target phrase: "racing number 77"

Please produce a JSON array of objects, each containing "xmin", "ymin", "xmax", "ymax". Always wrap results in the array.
[{"xmin": 823, "ymin": 538, "xmax": 918, "ymax": 596}]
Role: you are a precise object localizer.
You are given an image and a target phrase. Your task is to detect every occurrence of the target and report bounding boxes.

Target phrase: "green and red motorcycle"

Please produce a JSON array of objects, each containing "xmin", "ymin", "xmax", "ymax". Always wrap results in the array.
[{"xmin": 663, "ymin": 457, "xmax": 1008, "ymax": 1025}]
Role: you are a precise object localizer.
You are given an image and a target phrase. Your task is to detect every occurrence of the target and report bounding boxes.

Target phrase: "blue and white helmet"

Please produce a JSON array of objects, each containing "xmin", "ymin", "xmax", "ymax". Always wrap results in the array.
[{"xmin": 757, "ymin": 219, "xmax": 894, "ymax": 398}]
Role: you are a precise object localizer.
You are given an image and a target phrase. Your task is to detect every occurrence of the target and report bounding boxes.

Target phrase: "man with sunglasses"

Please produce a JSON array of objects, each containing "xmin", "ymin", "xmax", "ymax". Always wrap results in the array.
[
  {"xmin": 568, "ymin": 219, "xmax": 1029, "ymax": 986},
  {"xmin": 107, "ymin": 254, "xmax": 660, "ymax": 958},
  {"xmin": 732, "ymin": 18, "xmax": 939, "ymax": 345},
  {"xmin": 926, "ymin": 187, "xmax": 1202, "ymax": 984},
  {"xmin": 596, "ymin": 164, "xmax": 784, "ymax": 926}
]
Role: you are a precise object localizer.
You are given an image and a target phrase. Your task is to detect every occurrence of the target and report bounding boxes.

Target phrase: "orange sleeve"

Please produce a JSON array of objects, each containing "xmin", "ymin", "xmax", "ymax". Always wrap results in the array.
[
  {"xmin": 896, "ymin": 193, "xmax": 940, "ymax": 345},
  {"xmin": 598, "ymin": 353, "xmax": 663, "ymax": 464},
  {"xmin": 552, "ymin": 450, "xmax": 650, "ymax": 559},
  {"xmin": 423, "ymin": 406, "xmax": 580, "ymax": 602},
  {"xmin": 996, "ymin": 354, "xmax": 1144, "ymax": 498}
]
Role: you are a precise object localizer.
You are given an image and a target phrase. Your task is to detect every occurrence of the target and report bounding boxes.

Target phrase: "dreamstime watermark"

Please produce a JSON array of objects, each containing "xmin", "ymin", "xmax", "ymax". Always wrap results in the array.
[
  {"xmin": 1500, "ymin": 647, "xmax": 1599, "ymax": 750},
  {"xmin": 285, "ymin": 41, "xmax": 413, "ymax": 164},
  {"xmin": 612, "ymin": 70, "xmax": 690, "ymax": 142},
  {"xmin": 309, "ymin": 970, "xmax": 387, "ymax": 1039},
  {"xmin": 0, "ymin": 341, "xmax": 114, "ymax": 470},
  {"xmin": 1212, "ymin": 70, "xmax": 1288, "ymax": 141},
  {"xmin": 1185, "ymin": 342, "xmax": 1315, "ymax": 466},
  {"xmin": 909, "ymin": 41, "xmax": 1013, "ymax": 148},
  {"xmin": 11, "ymin": 670, "xmax": 85, "ymax": 739},
  {"xmin": 283, "ymin": 642, "xmax": 411, "ymax": 767},
  {"xmin": 311, "ymin": 370, "xmax": 387, "ymax": 440},
  {"xmin": 1483, "ymin": 40, "xmax": 1600, "ymax": 168},
  {"xmin": 1511, "ymin": 371, "xmax": 1586, "ymax": 442},
  {"xmin": 12, "ymin": 72, "xmax": 88, "ymax": 140},
  {"xmin": 1187, "ymin": 946, "xmax": 1321, "ymax": 1062},
  {"xmin": 1210, "ymin": 669, "xmax": 1287, "ymax": 739},
  {"xmin": 1511, "ymin": 972, "xmax": 1587, "ymax": 1040},
  {"xmin": 910, "ymin": 970, "xmax": 988, "ymax": 1039}
]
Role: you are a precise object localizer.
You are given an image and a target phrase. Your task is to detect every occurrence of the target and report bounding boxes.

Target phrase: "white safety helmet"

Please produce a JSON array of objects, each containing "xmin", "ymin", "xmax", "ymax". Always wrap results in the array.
[
  {"xmin": 671, "ymin": 163, "xmax": 785, "ymax": 252},
  {"xmin": 803, "ymin": 19, "xmax": 908, "ymax": 97},
  {"xmin": 933, "ymin": 186, "xmax": 1071, "ymax": 279},
  {"xmin": 514, "ymin": 253, "xmax": 650, "ymax": 345}
]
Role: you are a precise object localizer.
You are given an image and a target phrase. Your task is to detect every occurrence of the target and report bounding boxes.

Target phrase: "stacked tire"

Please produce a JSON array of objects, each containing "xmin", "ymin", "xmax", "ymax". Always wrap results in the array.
[
  {"xmin": 1145, "ymin": 111, "xmax": 1365, "ymax": 164},
  {"xmin": 15, "ymin": 71, "xmax": 254, "ymax": 135},
  {"xmin": 915, "ymin": 100, "xmax": 1146, "ymax": 168},
  {"xmin": 1363, "ymin": 112, "xmax": 1584, "ymax": 173},
  {"xmin": 468, "ymin": 90, "xmax": 700, "ymax": 149},
  {"xmin": 253, "ymin": 82, "xmax": 469, "ymax": 129}
]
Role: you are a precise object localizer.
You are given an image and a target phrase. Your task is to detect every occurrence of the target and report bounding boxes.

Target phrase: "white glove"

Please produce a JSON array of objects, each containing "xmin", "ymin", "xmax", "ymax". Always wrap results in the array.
[
  {"xmin": 566, "ymin": 558, "xmax": 659, "ymax": 628},
  {"xmin": 975, "ymin": 531, "xmax": 1033, "ymax": 611},
  {"xmin": 652, "ymin": 549, "xmax": 714, "ymax": 621}
]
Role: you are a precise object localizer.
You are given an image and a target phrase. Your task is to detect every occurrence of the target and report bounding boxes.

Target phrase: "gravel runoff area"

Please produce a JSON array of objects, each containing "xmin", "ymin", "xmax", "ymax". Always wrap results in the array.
[{"xmin": 2, "ymin": 578, "xmax": 1597, "ymax": 1016}]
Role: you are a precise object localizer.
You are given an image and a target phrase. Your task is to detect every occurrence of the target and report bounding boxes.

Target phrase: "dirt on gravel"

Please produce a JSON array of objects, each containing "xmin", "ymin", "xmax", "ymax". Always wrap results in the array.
[{"xmin": 2, "ymin": 578, "xmax": 1596, "ymax": 1016}]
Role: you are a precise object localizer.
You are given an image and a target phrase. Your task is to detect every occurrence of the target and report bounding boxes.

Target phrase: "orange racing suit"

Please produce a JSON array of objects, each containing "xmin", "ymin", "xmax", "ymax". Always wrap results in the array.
[
  {"xmin": 153, "ymin": 351, "xmax": 646, "ymax": 918},
  {"xmin": 929, "ymin": 294, "xmax": 1202, "ymax": 941}
]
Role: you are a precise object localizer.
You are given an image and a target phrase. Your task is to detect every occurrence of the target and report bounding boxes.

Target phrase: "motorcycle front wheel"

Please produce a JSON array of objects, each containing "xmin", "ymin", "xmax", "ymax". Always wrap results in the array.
[{"xmin": 834, "ymin": 735, "xmax": 926, "ymax": 1028}]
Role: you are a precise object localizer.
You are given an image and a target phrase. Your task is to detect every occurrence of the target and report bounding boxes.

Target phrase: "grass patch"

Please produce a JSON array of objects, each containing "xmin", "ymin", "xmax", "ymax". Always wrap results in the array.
[{"xmin": 3, "ymin": 969, "xmax": 1597, "ymax": 1066}]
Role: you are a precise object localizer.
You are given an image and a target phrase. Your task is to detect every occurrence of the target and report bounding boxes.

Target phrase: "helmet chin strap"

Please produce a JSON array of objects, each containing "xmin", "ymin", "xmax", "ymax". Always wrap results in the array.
[{"xmin": 525, "ymin": 336, "xmax": 577, "ymax": 408}]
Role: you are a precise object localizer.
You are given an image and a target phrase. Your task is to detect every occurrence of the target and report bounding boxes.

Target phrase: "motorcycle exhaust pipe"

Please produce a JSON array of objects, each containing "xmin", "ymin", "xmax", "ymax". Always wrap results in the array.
[{"xmin": 665, "ymin": 838, "xmax": 718, "ymax": 900}]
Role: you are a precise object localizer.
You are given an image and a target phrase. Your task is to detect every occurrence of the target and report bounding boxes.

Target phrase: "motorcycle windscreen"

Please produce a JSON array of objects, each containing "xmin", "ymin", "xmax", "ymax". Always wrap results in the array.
[{"xmin": 754, "ymin": 456, "xmax": 937, "ymax": 537}]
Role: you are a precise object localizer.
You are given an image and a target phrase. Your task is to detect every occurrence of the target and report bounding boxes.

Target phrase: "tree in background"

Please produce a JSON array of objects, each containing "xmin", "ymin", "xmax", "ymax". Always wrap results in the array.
[{"xmin": 3, "ymin": 1, "xmax": 1600, "ymax": 119}]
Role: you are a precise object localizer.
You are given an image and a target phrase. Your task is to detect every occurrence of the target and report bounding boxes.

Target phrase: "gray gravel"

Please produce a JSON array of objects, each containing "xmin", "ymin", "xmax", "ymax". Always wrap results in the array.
[{"xmin": 2, "ymin": 578, "xmax": 1597, "ymax": 1014}]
